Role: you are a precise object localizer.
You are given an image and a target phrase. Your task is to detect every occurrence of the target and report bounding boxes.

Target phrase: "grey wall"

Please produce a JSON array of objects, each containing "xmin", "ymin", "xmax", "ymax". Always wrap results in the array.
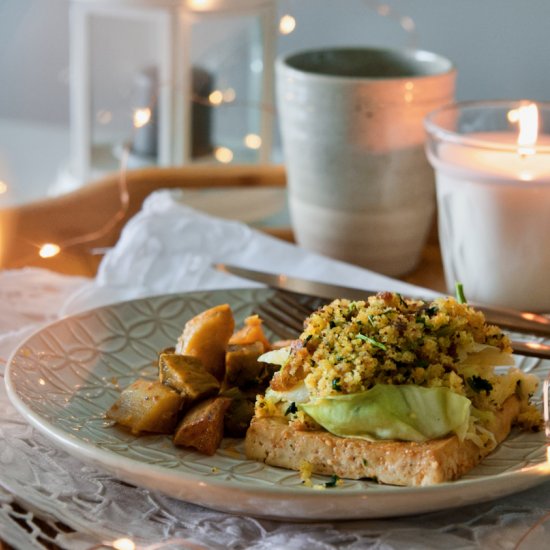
[{"xmin": 1, "ymin": 0, "xmax": 549, "ymax": 125}]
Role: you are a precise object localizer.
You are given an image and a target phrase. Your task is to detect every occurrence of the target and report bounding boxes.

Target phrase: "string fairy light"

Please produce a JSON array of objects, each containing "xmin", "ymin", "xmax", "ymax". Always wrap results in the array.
[
  {"xmin": 133, "ymin": 107, "xmax": 152, "ymax": 129},
  {"xmin": 112, "ymin": 538, "xmax": 136, "ymax": 550},
  {"xmin": 38, "ymin": 243, "xmax": 61, "ymax": 258},
  {"xmin": 279, "ymin": 13, "xmax": 296, "ymax": 35},
  {"xmin": 32, "ymin": 142, "xmax": 131, "ymax": 263},
  {"xmin": 244, "ymin": 133, "xmax": 262, "ymax": 149},
  {"xmin": 362, "ymin": 0, "xmax": 418, "ymax": 49},
  {"xmin": 214, "ymin": 146, "xmax": 234, "ymax": 163}
]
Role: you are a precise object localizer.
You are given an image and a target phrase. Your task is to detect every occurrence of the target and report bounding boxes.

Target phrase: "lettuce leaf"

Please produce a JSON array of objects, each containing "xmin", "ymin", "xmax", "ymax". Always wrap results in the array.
[
  {"xmin": 300, "ymin": 384, "xmax": 471, "ymax": 442},
  {"xmin": 258, "ymin": 347, "xmax": 291, "ymax": 366}
]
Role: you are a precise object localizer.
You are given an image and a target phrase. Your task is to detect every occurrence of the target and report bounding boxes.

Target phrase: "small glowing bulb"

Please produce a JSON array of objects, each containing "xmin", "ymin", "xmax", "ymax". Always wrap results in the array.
[
  {"xmin": 209, "ymin": 90, "xmax": 224, "ymax": 105},
  {"xmin": 279, "ymin": 14, "xmax": 296, "ymax": 35},
  {"xmin": 507, "ymin": 109, "xmax": 520, "ymax": 123},
  {"xmin": 223, "ymin": 88, "xmax": 236, "ymax": 103},
  {"xmin": 133, "ymin": 108, "xmax": 151, "ymax": 128},
  {"xmin": 112, "ymin": 539, "xmax": 136, "ymax": 550},
  {"xmin": 188, "ymin": 0, "xmax": 209, "ymax": 9},
  {"xmin": 0, "ymin": 180, "xmax": 7, "ymax": 194},
  {"xmin": 97, "ymin": 109, "xmax": 113, "ymax": 125},
  {"xmin": 244, "ymin": 133, "xmax": 262, "ymax": 149},
  {"xmin": 214, "ymin": 147, "xmax": 233, "ymax": 164},
  {"xmin": 39, "ymin": 243, "xmax": 61, "ymax": 258},
  {"xmin": 400, "ymin": 16, "xmax": 415, "ymax": 32}
]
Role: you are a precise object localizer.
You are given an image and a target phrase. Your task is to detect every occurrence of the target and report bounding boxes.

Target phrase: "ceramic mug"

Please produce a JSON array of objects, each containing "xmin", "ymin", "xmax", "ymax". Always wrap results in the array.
[{"xmin": 276, "ymin": 47, "xmax": 455, "ymax": 276}]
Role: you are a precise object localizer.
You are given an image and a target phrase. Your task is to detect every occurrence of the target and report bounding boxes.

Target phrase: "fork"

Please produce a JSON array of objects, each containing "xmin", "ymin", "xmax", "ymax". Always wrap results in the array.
[{"xmin": 256, "ymin": 291, "xmax": 550, "ymax": 360}]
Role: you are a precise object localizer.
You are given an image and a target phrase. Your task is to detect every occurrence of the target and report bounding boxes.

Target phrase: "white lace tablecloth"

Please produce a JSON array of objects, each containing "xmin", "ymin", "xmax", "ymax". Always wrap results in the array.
[{"xmin": 1, "ymin": 190, "xmax": 549, "ymax": 550}]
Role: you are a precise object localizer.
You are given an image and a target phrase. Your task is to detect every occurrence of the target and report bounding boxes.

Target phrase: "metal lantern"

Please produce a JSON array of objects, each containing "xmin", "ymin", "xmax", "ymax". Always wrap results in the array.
[{"xmin": 69, "ymin": 0, "xmax": 277, "ymax": 185}]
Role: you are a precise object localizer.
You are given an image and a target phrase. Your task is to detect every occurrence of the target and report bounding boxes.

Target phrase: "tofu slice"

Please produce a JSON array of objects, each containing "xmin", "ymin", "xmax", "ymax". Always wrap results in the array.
[{"xmin": 245, "ymin": 396, "xmax": 520, "ymax": 486}]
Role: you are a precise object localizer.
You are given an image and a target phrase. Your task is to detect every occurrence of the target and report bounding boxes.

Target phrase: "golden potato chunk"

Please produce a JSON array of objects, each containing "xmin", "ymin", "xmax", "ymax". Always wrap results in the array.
[
  {"xmin": 223, "ymin": 393, "xmax": 255, "ymax": 437},
  {"xmin": 159, "ymin": 353, "xmax": 220, "ymax": 405},
  {"xmin": 173, "ymin": 396, "xmax": 232, "ymax": 455},
  {"xmin": 224, "ymin": 341, "xmax": 266, "ymax": 387},
  {"xmin": 175, "ymin": 304, "xmax": 235, "ymax": 381},
  {"xmin": 107, "ymin": 379, "xmax": 183, "ymax": 434}
]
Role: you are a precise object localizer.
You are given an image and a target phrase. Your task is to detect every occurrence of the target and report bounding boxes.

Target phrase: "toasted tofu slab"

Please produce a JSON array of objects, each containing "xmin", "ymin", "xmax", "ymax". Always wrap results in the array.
[{"xmin": 245, "ymin": 396, "xmax": 520, "ymax": 486}]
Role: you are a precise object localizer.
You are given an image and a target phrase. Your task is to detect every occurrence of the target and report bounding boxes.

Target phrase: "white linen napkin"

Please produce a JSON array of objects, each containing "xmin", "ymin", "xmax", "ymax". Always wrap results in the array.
[{"xmin": 61, "ymin": 189, "xmax": 437, "ymax": 316}]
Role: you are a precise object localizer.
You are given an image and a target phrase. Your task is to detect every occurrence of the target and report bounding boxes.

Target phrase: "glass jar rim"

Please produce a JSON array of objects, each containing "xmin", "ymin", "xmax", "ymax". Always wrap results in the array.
[{"xmin": 424, "ymin": 99, "xmax": 550, "ymax": 154}]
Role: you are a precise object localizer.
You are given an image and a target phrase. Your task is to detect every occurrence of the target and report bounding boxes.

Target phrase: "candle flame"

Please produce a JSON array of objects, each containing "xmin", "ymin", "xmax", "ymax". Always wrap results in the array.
[
  {"xmin": 508, "ymin": 103, "xmax": 539, "ymax": 156},
  {"xmin": 0, "ymin": 180, "xmax": 7, "ymax": 194}
]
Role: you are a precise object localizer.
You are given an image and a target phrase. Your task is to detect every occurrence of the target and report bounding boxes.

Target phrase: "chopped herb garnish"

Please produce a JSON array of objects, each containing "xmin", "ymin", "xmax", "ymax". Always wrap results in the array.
[
  {"xmin": 303, "ymin": 334, "xmax": 312, "ymax": 344},
  {"xmin": 435, "ymin": 325, "xmax": 452, "ymax": 337},
  {"xmin": 467, "ymin": 375, "xmax": 493, "ymax": 393},
  {"xmin": 396, "ymin": 293, "xmax": 407, "ymax": 307},
  {"xmin": 357, "ymin": 333, "xmax": 387, "ymax": 350},
  {"xmin": 324, "ymin": 474, "xmax": 340, "ymax": 488},
  {"xmin": 425, "ymin": 306, "xmax": 438, "ymax": 316},
  {"xmin": 285, "ymin": 402, "xmax": 298, "ymax": 415},
  {"xmin": 414, "ymin": 358, "xmax": 429, "ymax": 369},
  {"xmin": 332, "ymin": 378, "xmax": 342, "ymax": 391},
  {"xmin": 415, "ymin": 315, "xmax": 427, "ymax": 326},
  {"xmin": 362, "ymin": 458, "xmax": 368, "ymax": 467},
  {"xmin": 455, "ymin": 282, "xmax": 467, "ymax": 304},
  {"xmin": 368, "ymin": 314, "xmax": 376, "ymax": 327}
]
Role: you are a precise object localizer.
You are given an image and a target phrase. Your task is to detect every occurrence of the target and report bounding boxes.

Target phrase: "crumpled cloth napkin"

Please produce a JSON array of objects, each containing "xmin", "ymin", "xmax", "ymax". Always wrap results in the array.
[
  {"xmin": 61, "ymin": 189, "xmax": 435, "ymax": 316},
  {"xmin": 3, "ymin": 189, "xmax": 548, "ymax": 550}
]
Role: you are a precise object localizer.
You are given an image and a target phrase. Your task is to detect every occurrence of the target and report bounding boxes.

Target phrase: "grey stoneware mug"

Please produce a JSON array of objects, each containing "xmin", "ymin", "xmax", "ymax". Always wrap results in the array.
[{"xmin": 276, "ymin": 47, "xmax": 455, "ymax": 276}]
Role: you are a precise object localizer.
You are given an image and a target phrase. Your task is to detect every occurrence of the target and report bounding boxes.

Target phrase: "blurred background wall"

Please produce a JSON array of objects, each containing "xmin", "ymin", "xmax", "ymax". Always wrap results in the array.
[
  {"xmin": 0, "ymin": 0, "xmax": 549, "ymax": 203},
  {"xmin": 1, "ymin": 0, "xmax": 549, "ymax": 124}
]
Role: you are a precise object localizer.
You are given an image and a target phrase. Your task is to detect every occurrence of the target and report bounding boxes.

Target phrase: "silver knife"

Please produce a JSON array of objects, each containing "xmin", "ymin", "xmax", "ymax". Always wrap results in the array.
[{"xmin": 215, "ymin": 263, "xmax": 550, "ymax": 339}]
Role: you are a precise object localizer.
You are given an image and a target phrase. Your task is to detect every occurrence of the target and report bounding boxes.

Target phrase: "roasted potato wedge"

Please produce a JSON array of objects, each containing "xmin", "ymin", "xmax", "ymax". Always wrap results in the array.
[
  {"xmin": 159, "ymin": 353, "xmax": 220, "ymax": 405},
  {"xmin": 223, "ymin": 395, "xmax": 255, "ymax": 438},
  {"xmin": 173, "ymin": 396, "xmax": 232, "ymax": 455},
  {"xmin": 107, "ymin": 379, "xmax": 183, "ymax": 434},
  {"xmin": 175, "ymin": 304, "xmax": 235, "ymax": 381},
  {"xmin": 224, "ymin": 341, "xmax": 266, "ymax": 387}
]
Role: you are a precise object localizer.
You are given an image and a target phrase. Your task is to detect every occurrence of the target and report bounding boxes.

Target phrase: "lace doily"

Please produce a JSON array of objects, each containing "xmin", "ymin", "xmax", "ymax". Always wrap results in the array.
[{"xmin": 1, "ymin": 192, "xmax": 550, "ymax": 549}]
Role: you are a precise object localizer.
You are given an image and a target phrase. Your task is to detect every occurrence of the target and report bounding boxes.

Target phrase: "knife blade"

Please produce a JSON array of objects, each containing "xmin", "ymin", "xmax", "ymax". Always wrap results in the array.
[{"xmin": 215, "ymin": 263, "xmax": 550, "ymax": 339}]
